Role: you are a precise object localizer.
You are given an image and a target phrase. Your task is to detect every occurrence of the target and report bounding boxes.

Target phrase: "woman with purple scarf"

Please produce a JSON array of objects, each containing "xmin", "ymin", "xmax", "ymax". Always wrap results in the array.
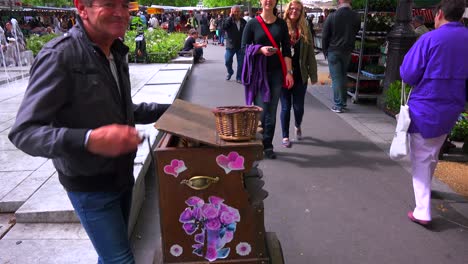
[{"xmin": 241, "ymin": 0, "xmax": 293, "ymax": 159}]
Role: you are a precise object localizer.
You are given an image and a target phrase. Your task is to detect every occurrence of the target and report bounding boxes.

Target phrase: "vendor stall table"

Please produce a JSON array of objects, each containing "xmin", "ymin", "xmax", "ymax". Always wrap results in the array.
[{"xmin": 153, "ymin": 99, "xmax": 284, "ymax": 264}]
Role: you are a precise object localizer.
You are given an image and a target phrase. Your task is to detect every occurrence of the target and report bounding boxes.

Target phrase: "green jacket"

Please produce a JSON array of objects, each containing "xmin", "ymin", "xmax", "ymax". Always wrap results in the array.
[{"xmin": 297, "ymin": 36, "xmax": 318, "ymax": 84}]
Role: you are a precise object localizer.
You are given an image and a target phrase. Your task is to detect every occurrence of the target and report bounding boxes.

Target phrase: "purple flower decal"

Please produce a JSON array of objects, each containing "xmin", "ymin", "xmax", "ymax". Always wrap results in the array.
[
  {"xmin": 182, "ymin": 223, "xmax": 197, "ymax": 235},
  {"xmin": 202, "ymin": 204, "xmax": 219, "ymax": 219},
  {"xmin": 192, "ymin": 244, "xmax": 203, "ymax": 257},
  {"xmin": 180, "ymin": 196, "xmax": 241, "ymax": 262},
  {"xmin": 208, "ymin": 196, "xmax": 224, "ymax": 206},
  {"xmin": 206, "ymin": 247, "xmax": 217, "ymax": 262},
  {"xmin": 192, "ymin": 207, "xmax": 202, "ymax": 220},
  {"xmin": 195, "ymin": 231, "xmax": 205, "ymax": 244},
  {"xmin": 186, "ymin": 196, "xmax": 204, "ymax": 207},
  {"xmin": 179, "ymin": 208, "xmax": 193, "ymax": 222},
  {"xmin": 206, "ymin": 218, "xmax": 221, "ymax": 230},
  {"xmin": 224, "ymin": 231, "xmax": 234, "ymax": 243},
  {"xmin": 219, "ymin": 211, "xmax": 235, "ymax": 225}
]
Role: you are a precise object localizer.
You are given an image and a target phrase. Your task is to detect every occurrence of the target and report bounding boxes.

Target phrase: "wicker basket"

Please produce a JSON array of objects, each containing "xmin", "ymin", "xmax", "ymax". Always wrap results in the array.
[{"xmin": 212, "ymin": 106, "xmax": 263, "ymax": 141}]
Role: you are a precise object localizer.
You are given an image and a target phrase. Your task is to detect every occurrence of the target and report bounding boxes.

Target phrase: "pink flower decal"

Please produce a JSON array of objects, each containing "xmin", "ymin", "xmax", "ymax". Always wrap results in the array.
[
  {"xmin": 202, "ymin": 204, "xmax": 219, "ymax": 219},
  {"xmin": 163, "ymin": 159, "xmax": 187, "ymax": 177},
  {"xmin": 236, "ymin": 242, "xmax": 251, "ymax": 256},
  {"xmin": 216, "ymin": 152, "xmax": 245, "ymax": 174}
]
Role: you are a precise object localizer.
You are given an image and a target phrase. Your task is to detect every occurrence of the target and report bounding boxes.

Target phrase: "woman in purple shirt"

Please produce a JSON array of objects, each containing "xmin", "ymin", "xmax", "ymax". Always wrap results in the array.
[{"xmin": 400, "ymin": 0, "xmax": 468, "ymax": 228}]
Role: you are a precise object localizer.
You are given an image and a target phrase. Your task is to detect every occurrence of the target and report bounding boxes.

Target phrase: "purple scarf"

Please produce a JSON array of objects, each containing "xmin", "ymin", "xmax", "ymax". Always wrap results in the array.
[{"xmin": 241, "ymin": 44, "xmax": 270, "ymax": 105}]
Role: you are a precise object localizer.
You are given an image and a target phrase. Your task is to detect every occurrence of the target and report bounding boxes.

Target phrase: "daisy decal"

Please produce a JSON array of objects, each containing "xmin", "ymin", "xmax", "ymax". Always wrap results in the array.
[
  {"xmin": 170, "ymin": 244, "xmax": 183, "ymax": 257},
  {"xmin": 236, "ymin": 242, "xmax": 251, "ymax": 256}
]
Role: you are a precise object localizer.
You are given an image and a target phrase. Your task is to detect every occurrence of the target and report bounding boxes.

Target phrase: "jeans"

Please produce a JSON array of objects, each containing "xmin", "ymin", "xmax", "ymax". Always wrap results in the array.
[
  {"xmin": 327, "ymin": 51, "xmax": 351, "ymax": 109},
  {"xmin": 254, "ymin": 69, "xmax": 283, "ymax": 150},
  {"xmin": 67, "ymin": 189, "xmax": 135, "ymax": 264},
  {"xmin": 280, "ymin": 81, "xmax": 307, "ymax": 138},
  {"xmin": 194, "ymin": 48, "xmax": 203, "ymax": 61},
  {"xmin": 217, "ymin": 30, "xmax": 224, "ymax": 44},
  {"xmin": 225, "ymin": 48, "xmax": 244, "ymax": 80}
]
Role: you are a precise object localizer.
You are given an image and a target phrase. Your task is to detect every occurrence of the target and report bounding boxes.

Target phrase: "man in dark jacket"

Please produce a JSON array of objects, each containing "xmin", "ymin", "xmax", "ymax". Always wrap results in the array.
[
  {"xmin": 223, "ymin": 5, "xmax": 247, "ymax": 82},
  {"xmin": 8, "ymin": 0, "xmax": 170, "ymax": 262},
  {"xmin": 322, "ymin": 0, "xmax": 360, "ymax": 113}
]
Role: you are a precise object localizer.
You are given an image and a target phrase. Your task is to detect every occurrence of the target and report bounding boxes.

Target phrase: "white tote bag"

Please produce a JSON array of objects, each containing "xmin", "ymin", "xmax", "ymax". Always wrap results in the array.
[{"xmin": 389, "ymin": 82, "xmax": 411, "ymax": 160}]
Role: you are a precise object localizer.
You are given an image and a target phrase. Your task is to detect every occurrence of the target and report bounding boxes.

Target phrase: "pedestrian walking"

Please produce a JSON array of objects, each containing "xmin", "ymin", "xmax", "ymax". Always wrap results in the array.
[
  {"xmin": 223, "ymin": 5, "xmax": 247, "ymax": 82},
  {"xmin": 200, "ymin": 14, "xmax": 210, "ymax": 43},
  {"xmin": 8, "ymin": 0, "xmax": 171, "ymax": 262},
  {"xmin": 243, "ymin": 11, "xmax": 252, "ymax": 22},
  {"xmin": 209, "ymin": 16, "xmax": 218, "ymax": 44},
  {"xmin": 280, "ymin": 0, "xmax": 318, "ymax": 148},
  {"xmin": 400, "ymin": 0, "xmax": 468, "ymax": 228},
  {"xmin": 242, "ymin": 0, "xmax": 293, "ymax": 159},
  {"xmin": 321, "ymin": 0, "xmax": 360, "ymax": 113},
  {"xmin": 216, "ymin": 14, "xmax": 225, "ymax": 46}
]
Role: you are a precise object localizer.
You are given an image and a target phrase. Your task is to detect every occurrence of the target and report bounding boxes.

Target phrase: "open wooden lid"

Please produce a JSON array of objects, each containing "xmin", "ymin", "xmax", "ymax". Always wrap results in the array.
[{"xmin": 154, "ymin": 99, "xmax": 261, "ymax": 147}]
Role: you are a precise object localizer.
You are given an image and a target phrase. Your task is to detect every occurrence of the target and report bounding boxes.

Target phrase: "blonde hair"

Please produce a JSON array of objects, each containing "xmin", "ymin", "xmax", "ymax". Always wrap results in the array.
[{"xmin": 283, "ymin": 0, "xmax": 312, "ymax": 45}]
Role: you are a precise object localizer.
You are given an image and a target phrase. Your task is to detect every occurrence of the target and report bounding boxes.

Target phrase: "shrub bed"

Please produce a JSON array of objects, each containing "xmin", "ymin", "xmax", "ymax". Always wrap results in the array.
[
  {"xmin": 124, "ymin": 28, "xmax": 186, "ymax": 63},
  {"xmin": 26, "ymin": 28, "xmax": 186, "ymax": 64}
]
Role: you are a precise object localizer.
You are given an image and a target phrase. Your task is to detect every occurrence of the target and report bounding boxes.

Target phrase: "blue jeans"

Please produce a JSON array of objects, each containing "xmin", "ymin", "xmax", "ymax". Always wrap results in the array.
[
  {"xmin": 217, "ymin": 30, "xmax": 224, "ymax": 44},
  {"xmin": 67, "ymin": 189, "xmax": 135, "ymax": 264},
  {"xmin": 327, "ymin": 51, "xmax": 351, "ymax": 109},
  {"xmin": 280, "ymin": 81, "xmax": 307, "ymax": 138},
  {"xmin": 254, "ymin": 69, "xmax": 283, "ymax": 150},
  {"xmin": 225, "ymin": 48, "xmax": 244, "ymax": 80},
  {"xmin": 194, "ymin": 48, "xmax": 203, "ymax": 61}
]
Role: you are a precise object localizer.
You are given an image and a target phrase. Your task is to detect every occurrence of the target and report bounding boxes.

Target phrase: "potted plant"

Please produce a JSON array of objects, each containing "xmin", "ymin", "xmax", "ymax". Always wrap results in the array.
[
  {"xmin": 383, "ymin": 80, "xmax": 411, "ymax": 117},
  {"xmin": 449, "ymin": 112, "xmax": 468, "ymax": 154}
]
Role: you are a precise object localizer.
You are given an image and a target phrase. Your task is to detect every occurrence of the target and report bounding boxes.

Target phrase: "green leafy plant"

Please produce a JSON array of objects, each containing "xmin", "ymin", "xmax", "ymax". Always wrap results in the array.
[
  {"xmin": 26, "ymin": 34, "xmax": 59, "ymax": 56},
  {"xmin": 124, "ymin": 28, "xmax": 186, "ymax": 63},
  {"xmin": 384, "ymin": 80, "xmax": 412, "ymax": 114},
  {"xmin": 363, "ymin": 64, "xmax": 385, "ymax": 74},
  {"xmin": 352, "ymin": 0, "xmax": 397, "ymax": 11},
  {"xmin": 450, "ymin": 113, "xmax": 468, "ymax": 142}
]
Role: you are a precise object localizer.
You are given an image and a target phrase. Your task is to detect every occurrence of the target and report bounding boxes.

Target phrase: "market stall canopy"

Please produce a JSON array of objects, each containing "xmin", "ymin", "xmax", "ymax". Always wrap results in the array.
[
  {"xmin": 147, "ymin": 7, "xmax": 164, "ymax": 14},
  {"xmin": 150, "ymin": 5, "xmax": 197, "ymax": 12},
  {"xmin": 413, "ymin": 8, "xmax": 435, "ymax": 23}
]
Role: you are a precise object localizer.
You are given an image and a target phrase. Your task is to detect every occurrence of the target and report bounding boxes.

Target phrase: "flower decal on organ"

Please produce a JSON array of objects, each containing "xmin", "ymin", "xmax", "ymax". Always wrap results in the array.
[{"xmin": 179, "ymin": 196, "xmax": 241, "ymax": 262}]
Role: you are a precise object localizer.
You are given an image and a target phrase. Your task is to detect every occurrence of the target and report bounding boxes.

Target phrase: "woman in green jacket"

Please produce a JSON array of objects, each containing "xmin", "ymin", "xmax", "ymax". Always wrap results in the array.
[{"xmin": 280, "ymin": 0, "xmax": 318, "ymax": 147}]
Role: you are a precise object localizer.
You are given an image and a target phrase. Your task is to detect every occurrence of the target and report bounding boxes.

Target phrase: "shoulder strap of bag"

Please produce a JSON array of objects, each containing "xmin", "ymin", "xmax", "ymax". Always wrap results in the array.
[
  {"xmin": 401, "ymin": 81, "xmax": 412, "ymax": 106},
  {"xmin": 256, "ymin": 16, "xmax": 287, "ymax": 88}
]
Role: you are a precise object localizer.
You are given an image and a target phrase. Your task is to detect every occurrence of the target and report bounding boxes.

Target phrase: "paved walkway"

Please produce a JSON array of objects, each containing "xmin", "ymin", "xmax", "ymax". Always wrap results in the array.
[{"xmin": 171, "ymin": 44, "xmax": 468, "ymax": 263}]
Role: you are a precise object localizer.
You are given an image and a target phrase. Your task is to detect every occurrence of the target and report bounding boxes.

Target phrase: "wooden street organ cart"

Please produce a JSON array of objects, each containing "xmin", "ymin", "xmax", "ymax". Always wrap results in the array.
[{"xmin": 154, "ymin": 99, "xmax": 283, "ymax": 263}]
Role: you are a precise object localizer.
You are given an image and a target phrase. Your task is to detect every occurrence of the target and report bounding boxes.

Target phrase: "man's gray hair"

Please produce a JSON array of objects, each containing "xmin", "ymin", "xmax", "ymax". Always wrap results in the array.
[{"xmin": 231, "ymin": 5, "xmax": 241, "ymax": 10}]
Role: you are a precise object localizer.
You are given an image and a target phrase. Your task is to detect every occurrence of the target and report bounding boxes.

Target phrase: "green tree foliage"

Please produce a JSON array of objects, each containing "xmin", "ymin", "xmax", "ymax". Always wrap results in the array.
[
  {"xmin": 350, "ymin": 0, "xmax": 397, "ymax": 11},
  {"xmin": 22, "ymin": 0, "xmax": 199, "ymax": 7},
  {"xmin": 22, "ymin": 0, "xmax": 73, "ymax": 7},
  {"xmin": 202, "ymin": 0, "xmax": 240, "ymax": 8}
]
